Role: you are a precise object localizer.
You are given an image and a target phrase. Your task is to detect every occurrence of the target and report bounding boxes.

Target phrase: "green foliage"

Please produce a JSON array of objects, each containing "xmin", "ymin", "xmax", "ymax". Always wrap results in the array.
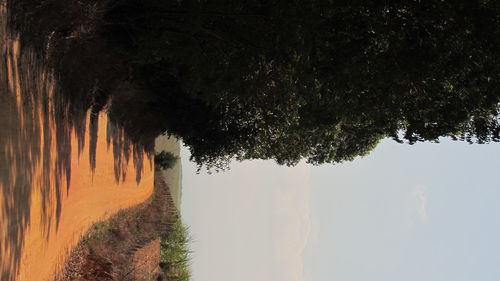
[
  {"xmin": 101, "ymin": 0, "xmax": 500, "ymax": 170},
  {"xmin": 160, "ymin": 214, "xmax": 191, "ymax": 281},
  {"xmin": 155, "ymin": 151, "xmax": 179, "ymax": 171},
  {"xmin": 84, "ymin": 221, "xmax": 109, "ymax": 243}
]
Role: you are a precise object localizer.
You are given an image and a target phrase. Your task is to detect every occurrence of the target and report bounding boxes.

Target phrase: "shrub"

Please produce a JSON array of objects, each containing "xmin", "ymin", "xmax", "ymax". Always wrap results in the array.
[{"xmin": 155, "ymin": 151, "xmax": 178, "ymax": 171}]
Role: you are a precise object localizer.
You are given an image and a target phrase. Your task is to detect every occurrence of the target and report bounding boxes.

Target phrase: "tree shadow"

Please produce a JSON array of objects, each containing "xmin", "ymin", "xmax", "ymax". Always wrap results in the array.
[{"xmin": 0, "ymin": 3, "xmax": 152, "ymax": 280}]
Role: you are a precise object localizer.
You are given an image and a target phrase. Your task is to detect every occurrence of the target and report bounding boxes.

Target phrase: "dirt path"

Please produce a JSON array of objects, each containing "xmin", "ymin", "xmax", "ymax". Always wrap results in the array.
[
  {"xmin": 0, "ymin": 105, "xmax": 155, "ymax": 281},
  {"xmin": 57, "ymin": 174, "xmax": 177, "ymax": 281},
  {"xmin": 0, "ymin": 8, "xmax": 155, "ymax": 279}
]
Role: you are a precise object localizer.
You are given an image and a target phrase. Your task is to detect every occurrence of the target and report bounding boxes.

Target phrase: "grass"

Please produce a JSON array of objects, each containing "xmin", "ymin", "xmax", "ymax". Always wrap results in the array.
[
  {"xmin": 81, "ymin": 221, "xmax": 109, "ymax": 246},
  {"xmin": 154, "ymin": 136, "xmax": 191, "ymax": 280},
  {"xmin": 159, "ymin": 213, "xmax": 191, "ymax": 281},
  {"xmin": 92, "ymin": 221, "xmax": 110, "ymax": 241}
]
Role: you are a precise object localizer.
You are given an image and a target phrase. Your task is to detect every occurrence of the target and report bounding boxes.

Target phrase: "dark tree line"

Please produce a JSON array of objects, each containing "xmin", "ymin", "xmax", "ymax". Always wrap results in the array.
[
  {"xmin": 100, "ymin": 0, "xmax": 500, "ymax": 169},
  {"xmin": 9, "ymin": 0, "xmax": 500, "ymax": 170}
]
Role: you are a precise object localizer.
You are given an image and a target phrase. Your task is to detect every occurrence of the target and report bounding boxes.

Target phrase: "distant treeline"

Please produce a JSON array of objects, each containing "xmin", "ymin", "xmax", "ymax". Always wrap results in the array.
[{"xmin": 8, "ymin": 0, "xmax": 500, "ymax": 170}]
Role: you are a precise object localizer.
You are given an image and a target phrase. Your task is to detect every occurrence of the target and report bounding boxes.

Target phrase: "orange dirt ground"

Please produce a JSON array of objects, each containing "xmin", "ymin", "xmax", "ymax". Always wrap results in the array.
[
  {"xmin": 57, "ymin": 174, "xmax": 175, "ymax": 281},
  {"xmin": 0, "ymin": 107, "xmax": 154, "ymax": 281},
  {"xmin": 0, "ymin": 12, "xmax": 155, "ymax": 280}
]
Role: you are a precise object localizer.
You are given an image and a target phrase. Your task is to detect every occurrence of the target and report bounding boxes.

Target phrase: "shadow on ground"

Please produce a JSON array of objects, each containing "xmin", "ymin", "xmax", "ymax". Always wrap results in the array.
[{"xmin": 0, "ymin": 3, "xmax": 152, "ymax": 280}]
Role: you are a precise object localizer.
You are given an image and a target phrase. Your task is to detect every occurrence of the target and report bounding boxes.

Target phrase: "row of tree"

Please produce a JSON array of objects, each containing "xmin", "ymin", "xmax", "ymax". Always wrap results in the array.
[
  {"xmin": 11, "ymin": 0, "xmax": 500, "ymax": 170},
  {"xmin": 100, "ymin": 0, "xmax": 500, "ymax": 169}
]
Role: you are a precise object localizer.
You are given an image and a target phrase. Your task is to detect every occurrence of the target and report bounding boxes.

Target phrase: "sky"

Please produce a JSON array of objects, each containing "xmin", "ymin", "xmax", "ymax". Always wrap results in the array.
[{"xmin": 181, "ymin": 138, "xmax": 500, "ymax": 281}]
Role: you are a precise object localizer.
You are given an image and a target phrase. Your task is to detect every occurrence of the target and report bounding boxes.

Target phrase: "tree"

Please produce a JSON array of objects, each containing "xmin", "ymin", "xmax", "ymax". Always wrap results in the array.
[
  {"xmin": 155, "ymin": 151, "xmax": 179, "ymax": 171},
  {"xmin": 102, "ymin": 0, "xmax": 500, "ymax": 170}
]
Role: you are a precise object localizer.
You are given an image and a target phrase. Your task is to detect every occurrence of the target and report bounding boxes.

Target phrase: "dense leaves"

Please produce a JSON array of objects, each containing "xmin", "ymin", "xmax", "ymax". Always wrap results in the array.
[
  {"xmin": 155, "ymin": 151, "xmax": 179, "ymax": 171},
  {"xmin": 101, "ymin": 0, "xmax": 500, "ymax": 169}
]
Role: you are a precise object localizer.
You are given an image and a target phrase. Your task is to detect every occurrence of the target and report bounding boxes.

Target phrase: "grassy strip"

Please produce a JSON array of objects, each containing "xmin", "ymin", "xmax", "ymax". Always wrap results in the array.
[
  {"xmin": 155, "ymin": 136, "xmax": 182, "ymax": 210},
  {"xmin": 159, "ymin": 213, "xmax": 191, "ymax": 281},
  {"xmin": 155, "ymin": 139, "xmax": 191, "ymax": 281}
]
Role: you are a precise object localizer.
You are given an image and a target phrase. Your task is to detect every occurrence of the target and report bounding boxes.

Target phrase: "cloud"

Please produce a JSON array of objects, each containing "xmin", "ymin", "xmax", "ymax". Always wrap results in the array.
[
  {"xmin": 271, "ymin": 163, "xmax": 313, "ymax": 281},
  {"xmin": 414, "ymin": 185, "xmax": 427, "ymax": 222}
]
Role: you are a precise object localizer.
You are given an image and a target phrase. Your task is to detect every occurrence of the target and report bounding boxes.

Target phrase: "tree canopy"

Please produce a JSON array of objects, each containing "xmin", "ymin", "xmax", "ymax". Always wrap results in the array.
[{"xmin": 101, "ymin": 0, "xmax": 500, "ymax": 170}]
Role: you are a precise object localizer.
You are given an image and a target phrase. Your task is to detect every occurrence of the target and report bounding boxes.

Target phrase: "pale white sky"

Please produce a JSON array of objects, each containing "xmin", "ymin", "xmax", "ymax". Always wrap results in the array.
[{"xmin": 181, "ymin": 138, "xmax": 500, "ymax": 281}]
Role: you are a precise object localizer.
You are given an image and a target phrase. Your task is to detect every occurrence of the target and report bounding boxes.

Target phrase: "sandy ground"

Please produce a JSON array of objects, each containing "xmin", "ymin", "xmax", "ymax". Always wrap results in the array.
[{"xmin": 0, "ymin": 8, "xmax": 154, "ymax": 280}]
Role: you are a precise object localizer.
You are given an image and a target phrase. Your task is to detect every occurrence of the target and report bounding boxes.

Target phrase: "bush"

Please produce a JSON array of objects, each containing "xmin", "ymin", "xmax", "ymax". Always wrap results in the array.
[{"xmin": 155, "ymin": 151, "xmax": 178, "ymax": 171}]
